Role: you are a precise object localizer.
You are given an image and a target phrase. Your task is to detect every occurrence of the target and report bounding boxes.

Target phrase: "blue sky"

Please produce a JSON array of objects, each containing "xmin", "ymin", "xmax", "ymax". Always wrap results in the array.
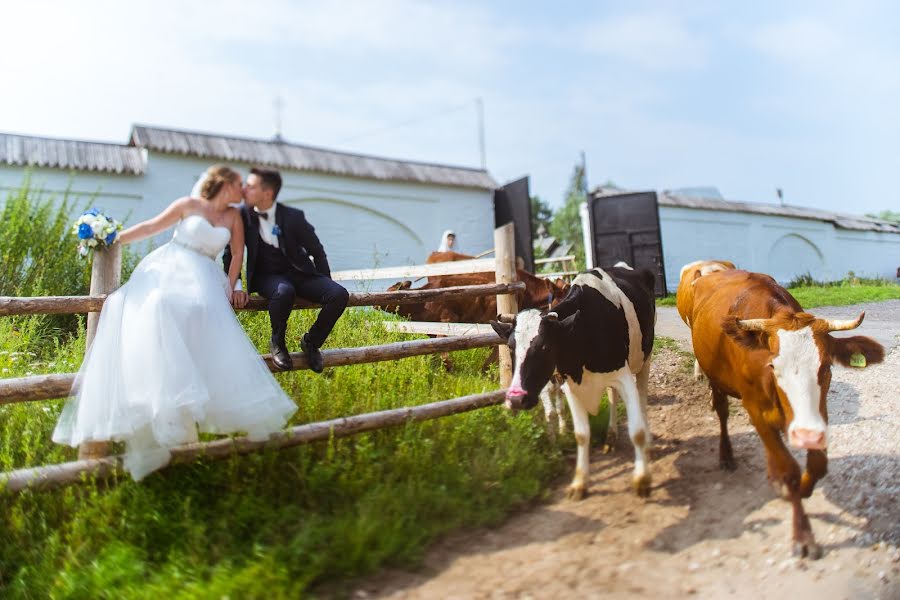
[{"xmin": 1, "ymin": 1, "xmax": 897, "ymax": 215}]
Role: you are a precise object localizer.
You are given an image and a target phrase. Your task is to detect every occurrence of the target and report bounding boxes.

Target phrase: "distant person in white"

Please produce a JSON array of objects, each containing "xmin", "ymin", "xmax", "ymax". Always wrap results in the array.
[{"xmin": 437, "ymin": 230, "xmax": 458, "ymax": 252}]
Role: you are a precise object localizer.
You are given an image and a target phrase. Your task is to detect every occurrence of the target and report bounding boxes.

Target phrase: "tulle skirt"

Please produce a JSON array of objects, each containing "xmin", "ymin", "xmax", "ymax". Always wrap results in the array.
[{"xmin": 53, "ymin": 241, "xmax": 297, "ymax": 480}]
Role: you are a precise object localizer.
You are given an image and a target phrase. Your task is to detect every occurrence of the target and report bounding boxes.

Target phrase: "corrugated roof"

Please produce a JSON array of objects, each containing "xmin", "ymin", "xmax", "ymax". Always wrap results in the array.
[
  {"xmin": 0, "ymin": 132, "xmax": 146, "ymax": 175},
  {"xmin": 591, "ymin": 186, "xmax": 900, "ymax": 234},
  {"xmin": 130, "ymin": 125, "xmax": 497, "ymax": 190}
]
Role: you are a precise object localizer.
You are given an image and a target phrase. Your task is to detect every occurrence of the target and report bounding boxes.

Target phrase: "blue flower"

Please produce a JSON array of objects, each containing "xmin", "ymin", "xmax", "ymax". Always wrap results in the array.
[
  {"xmin": 272, "ymin": 225, "xmax": 282, "ymax": 236},
  {"xmin": 77, "ymin": 223, "xmax": 93, "ymax": 239},
  {"xmin": 84, "ymin": 208, "xmax": 100, "ymax": 216},
  {"xmin": 105, "ymin": 230, "xmax": 117, "ymax": 244}
]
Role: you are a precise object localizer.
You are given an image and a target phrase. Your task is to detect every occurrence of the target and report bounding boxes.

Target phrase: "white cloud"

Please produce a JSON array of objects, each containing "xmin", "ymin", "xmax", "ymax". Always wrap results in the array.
[{"xmin": 580, "ymin": 12, "xmax": 708, "ymax": 71}]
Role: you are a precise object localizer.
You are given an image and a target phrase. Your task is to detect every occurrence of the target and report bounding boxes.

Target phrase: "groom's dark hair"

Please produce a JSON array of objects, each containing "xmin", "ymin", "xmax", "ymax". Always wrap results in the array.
[{"xmin": 250, "ymin": 167, "xmax": 282, "ymax": 200}]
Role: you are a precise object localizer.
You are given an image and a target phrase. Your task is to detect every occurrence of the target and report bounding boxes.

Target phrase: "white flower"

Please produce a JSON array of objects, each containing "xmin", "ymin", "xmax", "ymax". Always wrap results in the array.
[
  {"xmin": 87, "ymin": 238, "xmax": 98, "ymax": 247},
  {"xmin": 79, "ymin": 246, "xmax": 89, "ymax": 257}
]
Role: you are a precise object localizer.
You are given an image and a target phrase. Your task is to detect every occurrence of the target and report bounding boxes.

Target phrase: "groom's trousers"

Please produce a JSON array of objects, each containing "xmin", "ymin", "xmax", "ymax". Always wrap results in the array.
[{"xmin": 255, "ymin": 272, "xmax": 349, "ymax": 349}]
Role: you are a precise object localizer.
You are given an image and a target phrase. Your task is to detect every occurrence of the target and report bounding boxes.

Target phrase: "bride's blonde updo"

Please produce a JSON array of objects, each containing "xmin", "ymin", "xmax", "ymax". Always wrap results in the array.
[{"xmin": 200, "ymin": 165, "xmax": 240, "ymax": 200}]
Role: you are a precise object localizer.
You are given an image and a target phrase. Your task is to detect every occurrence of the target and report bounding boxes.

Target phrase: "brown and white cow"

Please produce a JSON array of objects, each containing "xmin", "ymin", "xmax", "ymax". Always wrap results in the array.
[
  {"xmin": 686, "ymin": 269, "xmax": 884, "ymax": 558},
  {"xmin": 491, "ymin": 266, "xmax": 657, "ymax": 499}
]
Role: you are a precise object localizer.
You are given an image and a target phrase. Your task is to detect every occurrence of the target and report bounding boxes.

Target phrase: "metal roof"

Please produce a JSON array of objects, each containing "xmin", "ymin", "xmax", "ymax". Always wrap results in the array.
[
  {"xmin": 0, "ymin": 132, "xmax": 146, "ymax": 175},
  {"xmin": 591, "ymin": 186, "xmax": 900, "ymax": 234},
  {"xmin": 129, "ymin": 125, "xmax": 497, "ymax": 190}
]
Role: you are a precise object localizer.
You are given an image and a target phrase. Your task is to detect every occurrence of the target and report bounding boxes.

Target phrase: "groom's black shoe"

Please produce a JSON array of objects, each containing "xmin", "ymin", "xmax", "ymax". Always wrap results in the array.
[
  {"xmin": 301, "ymin": 333, "xmax": 324, "ymax": 374},
  {"xmin": 269, "ymin": 338, "xmax": 293, "ymax": 372}
]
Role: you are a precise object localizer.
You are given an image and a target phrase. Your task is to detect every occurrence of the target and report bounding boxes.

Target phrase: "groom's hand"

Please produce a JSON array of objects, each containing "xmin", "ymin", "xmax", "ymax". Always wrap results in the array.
[{"xmin": 231, "ymin": 290, "xmax": 249, "ymax": 309}]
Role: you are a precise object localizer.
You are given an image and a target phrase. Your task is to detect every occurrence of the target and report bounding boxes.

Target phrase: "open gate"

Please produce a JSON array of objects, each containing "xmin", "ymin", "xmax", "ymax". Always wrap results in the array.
[
  {"xmin": 493, "ymin": 176, "xmax": 534, "ymax": 272},
  {"xmin": 586, "ymin": 190, "xmax": 667, "ymax": 296}
]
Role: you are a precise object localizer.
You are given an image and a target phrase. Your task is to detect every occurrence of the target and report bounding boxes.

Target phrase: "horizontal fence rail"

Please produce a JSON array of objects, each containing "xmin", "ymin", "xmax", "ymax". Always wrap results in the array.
[
  {"xmin": 331, "ymin": 257, "xmax": 496, "ymax": 282},
  {"xmin": 0, "ymin": 282, "xmax": 525, "ymax": 317},
  {"xmin": 0, "ymin": 332, "xmax": 504, "ymax": 405},
  {"xmin": 0, "ymin": 389, "xmax": 508, "ymax": 493}
]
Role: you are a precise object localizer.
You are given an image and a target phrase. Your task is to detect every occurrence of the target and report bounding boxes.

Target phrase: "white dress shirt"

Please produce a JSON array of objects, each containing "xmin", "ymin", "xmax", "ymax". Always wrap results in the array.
[
  {"xmin": 234, "ymin": 202, "xmax": 280, "ymax": 292},
  {"xmin": 255, "ymin": 202, "xmax": 279, "ymax": 248}
]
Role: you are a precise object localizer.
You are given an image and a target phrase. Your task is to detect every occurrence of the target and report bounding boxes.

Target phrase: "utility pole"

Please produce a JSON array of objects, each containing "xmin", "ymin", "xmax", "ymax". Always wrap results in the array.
[
  {"xmin": 476, "ymin": 97, "xmax": 486, "ymax": 169},
  {"xmin": 580, "ymin": 150, "xmax": 589, "ymax": 195},
  {"xmin": 273, "ymin": 95, "xmax": 284, "ymax": 142},
  {"xmin": 776, "ymin": 187, "xmax": 784, "ymax": 206}
]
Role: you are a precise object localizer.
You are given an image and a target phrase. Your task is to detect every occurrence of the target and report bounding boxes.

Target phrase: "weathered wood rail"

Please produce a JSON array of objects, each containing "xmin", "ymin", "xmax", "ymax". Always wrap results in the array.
[
  {"xmin": 0, "ymin": 282, "xmax": 524, "ymax": 316},
  {"xmin": 0, "ymin": 224, "xmax": 522, "ymax": 493},
  {"xmin": 0, "ymin": 389, "xmax": 508, "ymax": 493}
]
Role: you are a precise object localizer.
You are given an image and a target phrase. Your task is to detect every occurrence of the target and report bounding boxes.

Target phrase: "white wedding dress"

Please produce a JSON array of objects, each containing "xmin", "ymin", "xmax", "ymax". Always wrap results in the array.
[{"xmin": 53, "ymin": 214, "xmax": 297, "ymax": 480}]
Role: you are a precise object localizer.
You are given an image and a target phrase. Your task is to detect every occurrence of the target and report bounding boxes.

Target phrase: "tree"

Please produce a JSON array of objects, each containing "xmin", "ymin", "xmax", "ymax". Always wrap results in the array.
[
  {"xmin": 866, "ymin": 210, "xmax": 900, "ymax": 223},
  {"xmin": 548, "ymin": 160, "xmax": 588, "ymax": 269},
  {"xmin": 530, "ymin": 194, "xmax": 553, "ymax": 240}
]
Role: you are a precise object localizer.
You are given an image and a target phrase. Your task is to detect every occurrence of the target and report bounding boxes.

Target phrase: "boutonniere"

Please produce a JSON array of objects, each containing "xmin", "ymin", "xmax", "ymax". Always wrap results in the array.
[{"xmin": 272, "ymin": 224, "xmax": 282, "ymax": 236}]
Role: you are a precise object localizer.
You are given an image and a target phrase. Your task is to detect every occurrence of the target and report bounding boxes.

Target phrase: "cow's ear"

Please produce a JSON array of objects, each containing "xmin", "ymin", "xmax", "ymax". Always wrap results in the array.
[
  {"xmin": 721, "ymin": 315, "xmax": 768, "ymax": 350},
  {"xmin": 830, "ymin": 335, "xmax": 885, "ymax": 368},
  {"xmin": 490, "ymin": 319, "xmax": 514, "ymax": 340},
  {"xmin": 551, "ymin": 285, "xmax": 582, "ymax": 320}
]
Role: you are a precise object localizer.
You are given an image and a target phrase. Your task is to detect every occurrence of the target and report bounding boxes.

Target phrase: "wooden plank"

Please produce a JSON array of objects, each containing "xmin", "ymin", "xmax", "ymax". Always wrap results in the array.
[
  {"xmin": 534, "ymin": 255, "xmax": 575, "ymax": 265},
  {"xmin": 0, "ymin": 389, "xmax": 508, "ymax": 493},
  {"xmin": 536, "ymin": 271, "xmax": 580, "ymax": 279},
  {"xmin": 382, "ymin": 321, "xmax": 494, "ymax": 336},
  {"xmin": 0, "ymin": 282, "xmax": 525, "ymax": 317},
  {"xmin": 0, "ymin": 333, "xmax": 503, "ymax": 405},
  {"xmin": 331, "ymin": 258, "xmax": 496, "ymax": 281}
]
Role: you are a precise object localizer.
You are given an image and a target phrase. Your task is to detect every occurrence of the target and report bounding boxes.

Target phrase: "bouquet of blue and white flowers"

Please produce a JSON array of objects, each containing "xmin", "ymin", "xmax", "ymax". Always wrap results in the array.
[{"xmin": 72, "ymin": 208, "xmax": 123, "ymax": 257}]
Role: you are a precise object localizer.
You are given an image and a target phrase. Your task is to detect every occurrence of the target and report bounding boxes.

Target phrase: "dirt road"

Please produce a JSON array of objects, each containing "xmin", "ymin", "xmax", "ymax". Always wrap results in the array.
[{"xmin": 353, "ymin": 302, "xmax": 899, "ymax": 600}]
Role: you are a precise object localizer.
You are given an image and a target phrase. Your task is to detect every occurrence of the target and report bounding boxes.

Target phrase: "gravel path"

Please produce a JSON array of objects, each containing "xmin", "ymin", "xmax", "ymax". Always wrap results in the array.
[{"xmin": 346, "ymin": 300, "xmax": 900, "ymax": 600}]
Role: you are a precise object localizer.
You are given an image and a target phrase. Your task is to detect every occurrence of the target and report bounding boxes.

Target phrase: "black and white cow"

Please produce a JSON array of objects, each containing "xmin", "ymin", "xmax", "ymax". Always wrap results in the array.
[{"xmin": 491, "ymin": 266, "xmax": 656, "ymax": 498}]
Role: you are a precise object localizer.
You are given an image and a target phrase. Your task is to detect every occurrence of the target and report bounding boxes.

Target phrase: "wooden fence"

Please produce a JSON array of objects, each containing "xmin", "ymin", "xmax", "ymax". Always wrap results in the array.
[{"xmin": 0, "ymin": 224, "xmax": 521, "ymax": 493}]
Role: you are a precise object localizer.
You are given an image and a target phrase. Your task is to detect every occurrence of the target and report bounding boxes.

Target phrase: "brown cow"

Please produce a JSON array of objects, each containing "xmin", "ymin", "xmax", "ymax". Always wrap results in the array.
[{"xmin": 685, "ymin": 269, "xmax": 884, "ymax": 558}]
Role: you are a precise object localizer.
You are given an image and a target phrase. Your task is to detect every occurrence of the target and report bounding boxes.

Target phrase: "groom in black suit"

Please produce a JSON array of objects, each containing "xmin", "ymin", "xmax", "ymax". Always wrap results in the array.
[{"xmin": 226, "ymin": 167, "xmax": 349, "ymax": 373}]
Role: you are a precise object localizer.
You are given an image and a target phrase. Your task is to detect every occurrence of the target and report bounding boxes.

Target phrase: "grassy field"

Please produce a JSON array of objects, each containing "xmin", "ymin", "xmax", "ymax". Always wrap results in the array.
[{"xmin": 657, "ymin": 276, "xmax": 900, "ymax": 309}]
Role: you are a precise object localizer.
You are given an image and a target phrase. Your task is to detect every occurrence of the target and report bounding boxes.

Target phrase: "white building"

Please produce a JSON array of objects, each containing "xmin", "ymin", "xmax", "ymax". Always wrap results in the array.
[
  {"xmin": 658, "ymin": 190, "xmax": 899, "ymax": 289},
  {"xmin": 0, "ymin": 126, "xmax": 497, "ymax": 276},
  {"xmin": 586, "ymin": 186, "xmax": 900, "ymax": 292}
]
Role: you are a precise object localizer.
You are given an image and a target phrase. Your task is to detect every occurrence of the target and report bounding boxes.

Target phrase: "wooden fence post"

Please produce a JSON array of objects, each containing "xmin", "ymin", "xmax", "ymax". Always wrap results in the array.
[
  {"xmin": 79, "ymin": 244, "xmax": 122, "ymax": 460},
  {"xmin": 494, "ymin": 223, "xmax": 518, "ymax": 388}
]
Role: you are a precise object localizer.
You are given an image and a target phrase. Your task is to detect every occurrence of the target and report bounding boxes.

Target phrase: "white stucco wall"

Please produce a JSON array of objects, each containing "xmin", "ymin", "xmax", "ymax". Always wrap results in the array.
[
  {"xmin": 659, "ymin": 206, "xmax": 900, "ymax": 291},
  {"xmin": 0, "ymin": 154, "xmax": 496, "ymax": 288}
]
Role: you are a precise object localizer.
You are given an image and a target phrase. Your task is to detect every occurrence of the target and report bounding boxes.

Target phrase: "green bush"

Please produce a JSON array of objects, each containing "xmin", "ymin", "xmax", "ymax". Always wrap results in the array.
[{"xmin": 0, "ymin": 179, "xmax": 139, "ymax": 350}]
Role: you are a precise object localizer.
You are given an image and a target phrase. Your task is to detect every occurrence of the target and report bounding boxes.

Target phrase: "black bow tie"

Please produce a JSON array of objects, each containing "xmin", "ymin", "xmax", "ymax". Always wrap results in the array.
[{"xmin": 256, "ymin": 211, "xmax": 270, "ymax": 220}]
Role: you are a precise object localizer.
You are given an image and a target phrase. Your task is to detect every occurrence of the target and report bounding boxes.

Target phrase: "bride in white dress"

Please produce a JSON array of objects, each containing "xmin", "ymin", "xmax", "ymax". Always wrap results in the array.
[{"xmin": 53, "ymin": 165, "xmax": 297, "ymax": 480}]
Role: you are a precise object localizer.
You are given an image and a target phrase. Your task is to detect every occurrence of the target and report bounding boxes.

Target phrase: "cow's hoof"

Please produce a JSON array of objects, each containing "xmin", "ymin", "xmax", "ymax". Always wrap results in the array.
[
  {"xmin": 719, "ymin": 456, "xmax": 737, "ymax": 471},
  {"xmin": 603, "ymin": 431, "xmax": 618, "ymax": 453},
  {"xmin": 633, "ymin": 474, "xmax": 652, "ymax": 498},
  {"xmin": 792, "ymin": 539, "xmax": 823, "ymax": 560},
  {"xmin": 566, "ymin": 484, "xmax": 586, "ymax": 501}
]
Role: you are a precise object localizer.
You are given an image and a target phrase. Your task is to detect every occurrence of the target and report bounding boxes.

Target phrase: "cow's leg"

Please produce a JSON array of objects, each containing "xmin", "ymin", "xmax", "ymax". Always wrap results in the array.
[
  {"xmin": 561, "ymin": 383, "xmax": 591, "ymax": 500},
  {"xmin": 693, "ymin": 359, "xmax": 705, "ymax": 381},
  {"xmin": 603, "ymin": 387, "xmax": 618, "ymax": 453},
  {"xmin": 799, "ymin": 449, "xmax": 827, "ymax": 499},
  {"xmin": 615, "ymin": 374, "xmax": 652, "ymax": 497},
  {"xmin": 745, "ymin": 403, "xmax": 821, "ymax": 559},
  {"xmin": 540, "ymin": 384, "xmax": 559, "ymax": 444},
  {"xmin": 711, "ymin": 387, "xmax": 736, "ymax": 471},
  {"xmin": 553, "ymin": 381, "xmax": 567, "ymax": 436}
]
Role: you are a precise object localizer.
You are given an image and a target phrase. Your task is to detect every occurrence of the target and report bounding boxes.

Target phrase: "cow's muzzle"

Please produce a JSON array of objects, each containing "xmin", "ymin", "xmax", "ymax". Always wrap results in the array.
[
  {"xmin": 789, "ymin": 428, "xmax": 827, "ymax": 450},
  {"xmin": 505, "ymin": 385, "xmax": 527, "ymax": 410}
]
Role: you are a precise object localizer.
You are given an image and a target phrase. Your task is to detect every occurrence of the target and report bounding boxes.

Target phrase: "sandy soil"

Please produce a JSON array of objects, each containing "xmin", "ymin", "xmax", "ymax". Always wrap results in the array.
[{"xmin": 347, "ymin": 330, "xmax": 900, "ymax": 600}]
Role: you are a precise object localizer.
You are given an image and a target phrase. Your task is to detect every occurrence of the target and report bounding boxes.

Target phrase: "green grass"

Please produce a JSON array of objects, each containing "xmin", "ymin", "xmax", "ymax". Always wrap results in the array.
[{"xmin": 0, "ymin": 308, "xmax": 568, "ymax": 599}]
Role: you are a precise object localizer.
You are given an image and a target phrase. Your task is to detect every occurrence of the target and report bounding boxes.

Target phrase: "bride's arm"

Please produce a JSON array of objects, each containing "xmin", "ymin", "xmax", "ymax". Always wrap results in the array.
[
  {"xmin": 118, "ymin": 197, "xmax": 192, "ymax": 245},
  {"xmin": 226, "ymin": 209, "xmax": 245, "ymax": 292}
]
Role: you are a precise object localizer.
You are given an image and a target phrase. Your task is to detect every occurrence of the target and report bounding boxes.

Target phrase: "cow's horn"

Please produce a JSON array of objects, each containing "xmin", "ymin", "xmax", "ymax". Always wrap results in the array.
[
  {"xmin": 736, "ymin": 318, "xmax": 770, "ymax": 331},
  {"xmin": 824, "ymin": 311, "xmax": 865, "ymax": 332},
  {"xmin": 497, "ymin": 313, "xmax": 517, "ymax": 323}
]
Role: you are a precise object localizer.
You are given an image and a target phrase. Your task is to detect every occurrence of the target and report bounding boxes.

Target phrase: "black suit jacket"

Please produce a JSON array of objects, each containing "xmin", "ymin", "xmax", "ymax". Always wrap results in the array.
[{"xmin": 224, "ymin": 203, "xmax": 331, "ymax": 293}]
